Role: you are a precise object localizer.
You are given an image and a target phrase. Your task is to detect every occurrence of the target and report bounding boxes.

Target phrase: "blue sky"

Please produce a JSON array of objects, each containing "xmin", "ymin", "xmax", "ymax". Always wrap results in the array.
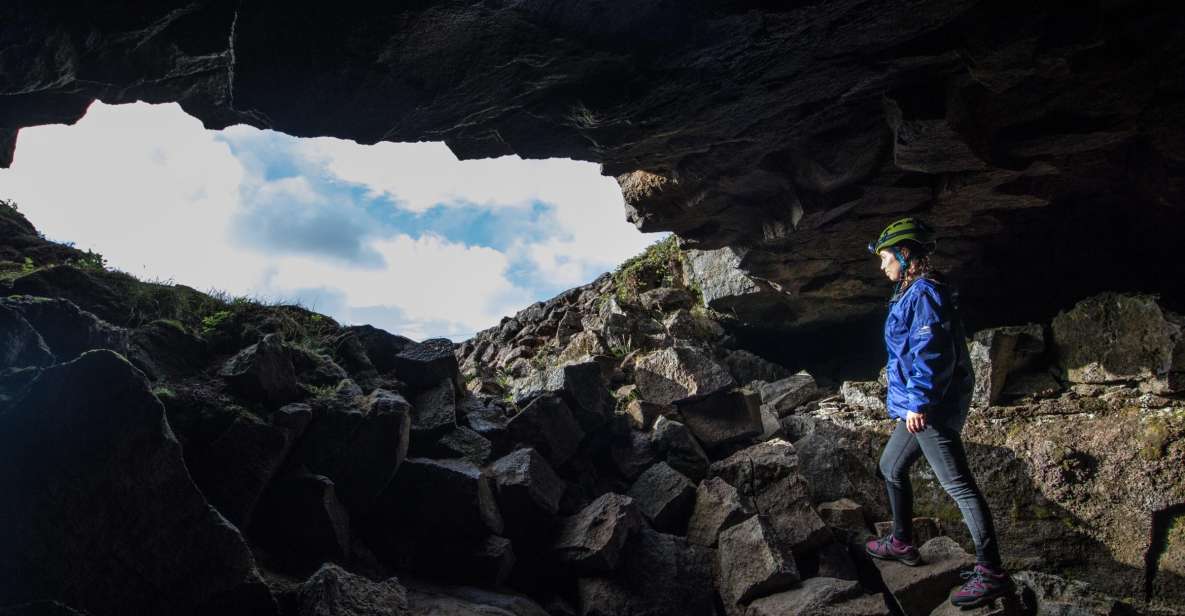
[{"xmin": 0, "ymin": 101, "xmax": 666, "ymax": 341}]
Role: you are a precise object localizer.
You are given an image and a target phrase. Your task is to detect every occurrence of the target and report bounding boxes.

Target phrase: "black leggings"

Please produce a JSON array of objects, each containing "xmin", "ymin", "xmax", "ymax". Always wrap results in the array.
[{"xmin": 878, "ymin": 416, "xmax": 1002, "ymax": 566}]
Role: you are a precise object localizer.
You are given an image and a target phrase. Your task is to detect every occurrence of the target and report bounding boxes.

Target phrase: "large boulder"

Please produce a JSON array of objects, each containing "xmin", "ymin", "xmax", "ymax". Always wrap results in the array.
[
  {"xmin": 342, "ymin": 324, "xmax": 414, "ymax": 373},
  {"xmin": 840, "ymin": 380, "xmax": 887, "ymax": 414},
  {"xmin": 511, "ymin": 361, "xmax": 613, "ymax": 432},
  {"xmin": 1052, "ymin": 293, "xmax": 1184, "ymax": 392},
  {"xmin": 390, "ymin": 337, "xmax": 463, "ymax": 395},
  {"xmin": 754, "ymin": 371, "xmax": 818, "ymax": 416},
  {"xmin": 675, "ymin": 386, "xmax": 764, "ymax": 452},
  {"xmin": 187, "ymin": 411, "xmax": 294, "ymax": 529},
  {"xmin": 0, "ymin": 350, "xmax": 275, "ymax": 616},
  {"xmin": 409, "ymin": 425, "xmax": 492, "ymax": 465},
  {"xmin": 651, "ymin": 416, "xmax": 710, "ymax": 482},
  {"xmin": 0, "ymin": 295, "xmax": 127, "ymax": 363},
  {"xmin": 575, "ymin": 528, "xmax": 716, "ymax": 616},
  {"xmin": 410, "ymin": 377, "xmax": 459, "ymax": 442},
  {"xmin": 633, "ymin": 346, "xmax": 735, "ymax": 405},
  {"xmin": 127, "ymin": 318, "xmax": 210, "ymax": 380},
  {"xmin": 722, "ymin": 349, "xmax": 790, "ymax": 388},
  {"xmin": 873, "ymin": 536, "xmax": 975, "ymax": 616},
  {"xmin": 969, "ymin": 324, "xmax": 1045, "ymax": 407},
  {"xmin": 0, "ymin": 303, "xmax": 54, "ymax": 368},
  {"xmin": 710, "ymin": 439, "xmax": 831, "ymax": 557},
  {"xmin": 506, "ymin": 393, "xmax": 584, "ymax": 466},
  {"xmin": 403, "ymin": 579, "xmax": 551, "ymax": 616},
  {"xmin": 626, "ymin": 462, "xmax": 696, "ymax": 534},
  {"xmin": 687, "ymin": 477, "xmax": 751, "ymax": 547},
  {"xmin": 745, "ymin": 577, "xmax": 890, "ymax": 616},
  {"xmin": 290, "ymin": 388, "xmax": 412, "ymax": 516},
  {"xmin": 219, "ymin": 332, "xmax": 302, "ymax": 407},
  {"xmin": 490, "ymin": 447, "xmax": 565, "ymax": 538},
  {"xmin": 553, "ymin": 493, "xmax": 644, "ymax": 574},
  {"xmin": 610, "ymin": 429, "xmax": 660, "ymax": 480},
  {"xmin": 251, "ymin": 470, "xmax": 352, "ymax": 567},
  {"xmin": 716, "ymin": 515, "xmax": 800, "ymax": 616},
  {"xmin": 296, "ymin": 563, "xmax": 409, "ymax": 616}
]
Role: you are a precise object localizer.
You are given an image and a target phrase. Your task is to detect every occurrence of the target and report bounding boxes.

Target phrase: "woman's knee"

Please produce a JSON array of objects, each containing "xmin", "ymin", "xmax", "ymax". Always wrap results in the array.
[{"xmin": 879, "ymin": 454, "xmax": 909, "ymax": 485}]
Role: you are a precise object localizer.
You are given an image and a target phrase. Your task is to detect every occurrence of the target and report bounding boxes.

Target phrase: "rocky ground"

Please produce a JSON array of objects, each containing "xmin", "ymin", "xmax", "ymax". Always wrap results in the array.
[{"xmin": 2, "ymin": 199, "xmax": 1183, "ymax": 616}]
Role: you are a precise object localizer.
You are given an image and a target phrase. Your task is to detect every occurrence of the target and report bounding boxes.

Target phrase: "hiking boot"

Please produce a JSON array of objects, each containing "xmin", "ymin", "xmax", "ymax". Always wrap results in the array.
[
  {"xmin": 951, "ymin": 563, "xmax": 1012, "ymax": 608},
  {"xmin": 864, "ymin": 533, "xmax": 921, "ymax": 566}
]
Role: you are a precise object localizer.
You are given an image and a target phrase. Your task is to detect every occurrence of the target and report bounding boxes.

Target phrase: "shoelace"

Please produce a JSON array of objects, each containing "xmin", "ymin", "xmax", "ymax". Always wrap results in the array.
[{"xmin": 958, "ymin": 569, "xmax": 990, "ymax": 593}]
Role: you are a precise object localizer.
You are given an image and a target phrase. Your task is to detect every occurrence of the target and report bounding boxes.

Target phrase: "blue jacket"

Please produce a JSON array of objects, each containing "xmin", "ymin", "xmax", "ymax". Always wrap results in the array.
[{"xmin": 884, "ymin": 277, "xmax": 974, "ymax": 422}]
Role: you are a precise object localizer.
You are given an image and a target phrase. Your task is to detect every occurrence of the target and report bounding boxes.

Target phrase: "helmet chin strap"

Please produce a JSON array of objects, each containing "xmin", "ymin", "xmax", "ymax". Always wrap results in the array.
[{"xmin": 891, "ymin": 247, "xmax": 909, "ymax": 298}]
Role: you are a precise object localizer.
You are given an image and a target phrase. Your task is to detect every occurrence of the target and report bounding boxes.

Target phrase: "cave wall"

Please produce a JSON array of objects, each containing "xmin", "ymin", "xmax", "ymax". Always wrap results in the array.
[{"xmin": 3, "ymin": 0, "xmax": 1183, "ymax": 330}]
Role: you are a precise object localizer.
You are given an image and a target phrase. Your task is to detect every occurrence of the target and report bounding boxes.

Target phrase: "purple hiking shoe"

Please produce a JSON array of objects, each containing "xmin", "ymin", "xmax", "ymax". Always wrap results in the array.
[
  {"xmin": 951, "ymin": 564, "xmax": 1012, "ymax": 608},
  {"xmin": 864, "ymin": 533, "xmax": 921, "ymax": 566}
]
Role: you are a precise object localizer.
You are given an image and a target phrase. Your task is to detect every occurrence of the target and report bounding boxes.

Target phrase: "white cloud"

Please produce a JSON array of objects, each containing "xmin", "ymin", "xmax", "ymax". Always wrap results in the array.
[{"xmin": 0, "ymin": 101, "xmax": 663, "ymax": 341}]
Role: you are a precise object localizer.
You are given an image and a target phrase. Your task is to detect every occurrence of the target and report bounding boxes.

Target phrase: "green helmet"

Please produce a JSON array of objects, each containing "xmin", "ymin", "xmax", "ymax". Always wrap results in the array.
[{"xmin": 867, "ymin": 217, "xmax": 936, "ymax": 254}]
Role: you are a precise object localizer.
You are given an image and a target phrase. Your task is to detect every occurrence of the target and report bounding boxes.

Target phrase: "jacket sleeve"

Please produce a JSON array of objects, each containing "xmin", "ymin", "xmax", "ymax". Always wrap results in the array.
[{"xmin": 902, "ymin": 288, "xmax": 956, "ymax": 414}]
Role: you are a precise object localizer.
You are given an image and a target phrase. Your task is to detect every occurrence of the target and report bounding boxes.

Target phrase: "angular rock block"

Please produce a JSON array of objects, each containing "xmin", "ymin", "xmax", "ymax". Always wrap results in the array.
[
  {"xmin": 818, "ymin": 498, "xmax": 868, "ymax": 536},
  {"xmin": 220, "ymin": 332, "xmax": 302, "ymax": 407},
  {"xmin": 410, "ymin": 377, "xmax": 458, "ymax": 442},
  {"xmin": 188, "ymin": 412, "xmax": 291, "ymax": 529},
  {"xmin": 840, "ymin": 380, "xmax": 887, "ymax": 413},
  {"xmin": 1, "ymin": 295, "xmax": 128, "ymax": 364},
  {"xmin": 490, "ymin": 447, "xmax": 565, "ymax": 538},
  {"xmin": 409, "ymin": 424, "xmax": 492, "ymax": 465},
  {"xmin": 507, "ymin": 392, "xmax": 584, "ymax": 466},
  {"xmin": 675, "ymin": 386, "xmax": 764, "ymax": 451},
  {"xmin": 576, "ymin": 529, "xmax": 716, "ymax": 616},
  {"xmin": 344, "ymin": 324, "xmax": 414, "ymax": 373},
  {"xmin": 627, "ymin": 462, "xmax": 696, "ymax": 534},
  {"xmin": 251, "ymin": 470, "xmax": 351, "ymax": 567},
  {"xmin": 127, "ymin": 318, "xmax": 210, "ymax": 380},
  {"xmin": 716, "ymin": 516, "xmax": 799, "ymax": 615},
  {"xmin": 610, "ymin": 428, "xmax": 659, "ymax": 479},
  {"xmin": 289, "ymin": 344, "xmax": 350, "ymax": 388},
  {"xmin": 755, "ymin": 371, "xmax": 818, "ymax": 416},
  {"xmin": 651, "ymin": 416, "xmax": 710, "ymax": 481},
  {"xmin": 723, "ymin": 348, "xmax": 790, "ymax": 388},
  {"xmin": 511, "ymin": 360, "xmax": 614, "ymax": 432},
  {"xmin": 969, "ymin": 324, "xmax": 1044, "ymax": 407},
  {"xmin": 874, "ymin": 536, "xmax": 976, "ymax": 616},
  {"xmin": 0, "ymin": 303, "xmax": 54, "ymax": 368},
  {"xmin": 687, "ymin": 477, "xmax": 750, "ymax": 547},
  {"xmin": 711, "ymin": 439, "xmax": 831, "ymax": 557},
  {"xmin": 296, "ymin": 563, "xmax": 408, "ymax": 616},
  {"xmin": 0, "ymin": 350, "xmax": 275, "ymax": 616},
  {"xmin": 291, "ymin": 388, "xmax": 412, "ymax": 516},
  {"xmin": 553, "ymin": 493, "xmax": 643, "ymax": 574},
  {"xmin": 390, "ymin": 337, "xmax": 463, "ymax": 394},
  {"xmin": 746, "ymin": 577, "xmax": 890, "ymax": 616},
  {"xmin": 1052, "ymin": 293, "xmax": 1183, "ymax": 392},
  {"xmin": 633, "ymin": 345, "xmax": 735, "ymax": 405}
]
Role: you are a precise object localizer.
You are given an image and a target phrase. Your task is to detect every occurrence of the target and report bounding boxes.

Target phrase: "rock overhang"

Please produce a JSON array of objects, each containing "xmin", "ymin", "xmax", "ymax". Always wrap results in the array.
[{"xmin": 3, "ymin": 1, "xmax": 1183, "ymax": 330}]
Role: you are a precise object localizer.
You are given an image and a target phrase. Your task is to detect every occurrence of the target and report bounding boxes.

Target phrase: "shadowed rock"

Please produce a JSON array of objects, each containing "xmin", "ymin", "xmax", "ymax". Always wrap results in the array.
[
  {"xmin": 391, "ymin": 337, "xmax": 463, "ymax": 394},
  {"xmin": 0, "ymin": 303, "xmax": 53, "ymax": 368},
  {"xmin": 507, "ymin": 393, "xmax": 584, "ymax": 467},
  {"xmin": 746, "ymin": 577, "xmax": 890, "ymax": 616},
  {"xmin": 490, "ymin": 447, "xmax": 565, "ymax": 537},
  {"xmin": 220, "ymin": 332, "xmax": 302, "ymax": 407},
  {"xmin": 687, "ymin": 477, "xmax": 751, "ymax": 547},
  {"xmin": 0, "ymin": 349, "xmax": 275, "ymax": 616},
  {"xmin": 127, "ymin": 318, "xmax": 210, "ymax": 381},
  {"xmin": 511, "ymin": 361, "xmax": 614, "ymax": 433},
  {"xmin": 1, "ymin": 295, "xmax": 127, "ymax": 363},
  {"xmin": 554, "ymin": 493, "xmax": 643, "ymax": 574},
  {"xmin": 575, "ymin": 528, "xmax": 716, "ymax": 616},
  {"xmin": 675, "ymin": 386, "xmax": 764, "ymax": 452},
  {"xmin": 634, "ymin": 346, "xmax": 735, "ymax": 405},
  {"xmin": 251, "ymin": 470, "xmax": 351, "ymax": 568},
  {"xmin": 651, "ymin": 416, "xmax": 710, "ymax": 482},
  {"xmin": 716, "ymin": 515, "xmax": 800, "ymax": 615},
  {"xmin": 296, "ymin": 563, "xmax": 408, "ymax": 616},
  {"xmin": 627, "ymin": 462, "xmax": 696, "ymax": 534},
  {"xmin": 874, "ymin": 536, "xmax": 976, "ymax": 616}
]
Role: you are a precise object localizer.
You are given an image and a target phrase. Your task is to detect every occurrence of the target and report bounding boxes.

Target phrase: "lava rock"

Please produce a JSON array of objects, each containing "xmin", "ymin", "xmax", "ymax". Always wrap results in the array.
[
  {"xmin": 553, "ymin": 493, "xmax": 643, "ymax": 574},
  {"xmin": 610, "ymin": 429, "xmax": 660, "ymax": 479},
  {"xmin": 511, "ymin": 361, "xmax": 614, "ymax": 433},
  {"xmin": 674, "ymin": 386, "xmax": 764, "ymax": 451},
  {"xmin": 490, "ymin": 447, "xmax": 565, "ymax": 537},
  {"xmin": 391, "ymin": 337, "xmax": 463, "ymax": 394},
  {"xmin": 754, "ymin": 371, "xmax": 818, "ymax": 416},
  {"xmin": 969, "ymin": 324, "xmax": 1044, "ymax": 407},
  {"xmin": 746, "ymin": 577, "xmax": 890, "ymax": 616},
  {"xmin": 507, "ymin": 393, "xmax": 584, "ymax": 467},
  {"xmin": 251, "ymin": 470, "xmax": 351, "ymax": 567},
  {"xmin": 626, "ymin": 462, "xmax": 696, "ymax": 534},
  {"xmin": 711, "ymin": 439, "xmax": 831, "ymax": 557},
  {"xmin": 722, "ymin": 349, "xmax": 790, "ymax": 387},
  {"xmin": 818, "ymin": 498, "xmax": 869, "ymax": 536},
  {"xmin": 687, "ymin": 477, "xmax": 751, "ymax": 547},
  {"xmin": 0, "ymin": 303, "xmax": 53, "ymax": 368},
  {"xmin": 188, "ymin": 412, "xmax": 291, "ymax": 529},
  {"xmin": 651, "ymin": 416, "xmax": 710, "ymax": 482},
  {"xmin": 410, "ymin": 377, "xmax": 459, "ymax": 442},
  {"xmin": 343, "ymin": 324, "xmax": 414, "ymax": 373},
  {"xmin": 289, "ymin": 344, "xmax": 350, "ymax": 388},
  {"xmin": 0, "ymin": 350, "xmax": 275, "ymax": 616},
  {"xmin": 633, "ymin": 346, "xmax": 735, "ymax": 405},
  {"xmin": 127, "ymin": 318, "xmax": 209, "ymax": 380},
  {"xmin": 873, "ymin": 536, "xmax": 975, "ymax": 616},
  {"xmin": 716, "ymin": 515, "xmax": 800, "ymax": 615},
  {"xmin": 295, "ymin": 563, "xmax": 408, "ymax": 616},
  {"xmin": 219, "ymin": 332, "xmax": 302, "ymax": 407},
  {"xmin": 841, "ymin": 380, "xmax": 887, "ymax": 413},
  {"xmin": 575, "ymin": 528, "xmax": 716, "ymax": 616},
  {"xmin": 0, "ymin": 295, "xmax": 127, "ymax": 363}
]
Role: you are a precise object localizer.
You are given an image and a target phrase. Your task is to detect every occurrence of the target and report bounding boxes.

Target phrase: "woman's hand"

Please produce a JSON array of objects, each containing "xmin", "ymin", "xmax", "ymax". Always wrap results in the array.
[{"xmin": 906, "ymin": 411, "xmax": 927, "ymax": 433}]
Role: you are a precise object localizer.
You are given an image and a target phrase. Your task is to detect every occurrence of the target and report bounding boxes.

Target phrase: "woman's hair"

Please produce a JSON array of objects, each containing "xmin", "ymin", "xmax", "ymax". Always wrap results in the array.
[{"xmin": 895, "ymin": 239, "xmax": 935, "ymax": 291}]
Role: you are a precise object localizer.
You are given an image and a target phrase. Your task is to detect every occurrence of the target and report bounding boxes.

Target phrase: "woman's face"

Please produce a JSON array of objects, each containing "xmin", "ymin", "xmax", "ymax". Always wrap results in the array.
[{"xmin": 878, "ymin": 249, "xmax": 902, "ymax": 282}]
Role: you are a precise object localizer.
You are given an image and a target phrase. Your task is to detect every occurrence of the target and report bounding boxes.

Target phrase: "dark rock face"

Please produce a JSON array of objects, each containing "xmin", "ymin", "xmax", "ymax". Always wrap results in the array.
[
  {"xmin": 219, "ymin": 332, "xmax": 302, "ymax": 407},
  {"xmin": 127, "ymin": 318, "xmax": 211, "ymax": 380},
  {"xmin": 5, "ymin": 3, "xmax": 1185, "ymax": 331},
  {"xmin": 553, "ymin": 493, "xmax": 643, "ymax": 575},
  {"xmin": 0, "ymin": 350, "xmax": 274, "ymax": 616},
  {"xmin": 296, "ymin": 563, "xmax": 408, "ymax": 616},
  {"xmin": 0, "ymin": 296, "xmax": 127, "ymax": 363},
  {"xmin": 251, "ymin": 470, "xmax": 352, "ymax": 568},
  {"xmin": 576, "ymin": 528, "xmax": 717, "ymax": 616}
]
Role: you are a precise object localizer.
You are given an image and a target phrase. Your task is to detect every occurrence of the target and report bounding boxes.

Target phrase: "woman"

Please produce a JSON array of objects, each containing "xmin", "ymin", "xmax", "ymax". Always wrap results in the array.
[{"xmin": 862, "ymin": 218, "xmax": 1010, "ymax": 608}]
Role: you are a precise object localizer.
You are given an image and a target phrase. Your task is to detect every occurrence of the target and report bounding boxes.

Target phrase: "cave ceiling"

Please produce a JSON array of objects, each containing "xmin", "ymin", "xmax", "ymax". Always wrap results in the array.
[{"xmin": 3, "ymin": 1, "xmax": 1184, "ymax": 330}]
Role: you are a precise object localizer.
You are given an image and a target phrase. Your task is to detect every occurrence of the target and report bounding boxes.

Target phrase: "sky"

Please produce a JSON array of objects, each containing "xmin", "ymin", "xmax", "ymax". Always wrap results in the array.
[{"xmin": 0, "ymin": 101, "xmax": 667, "ymax": 342}]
